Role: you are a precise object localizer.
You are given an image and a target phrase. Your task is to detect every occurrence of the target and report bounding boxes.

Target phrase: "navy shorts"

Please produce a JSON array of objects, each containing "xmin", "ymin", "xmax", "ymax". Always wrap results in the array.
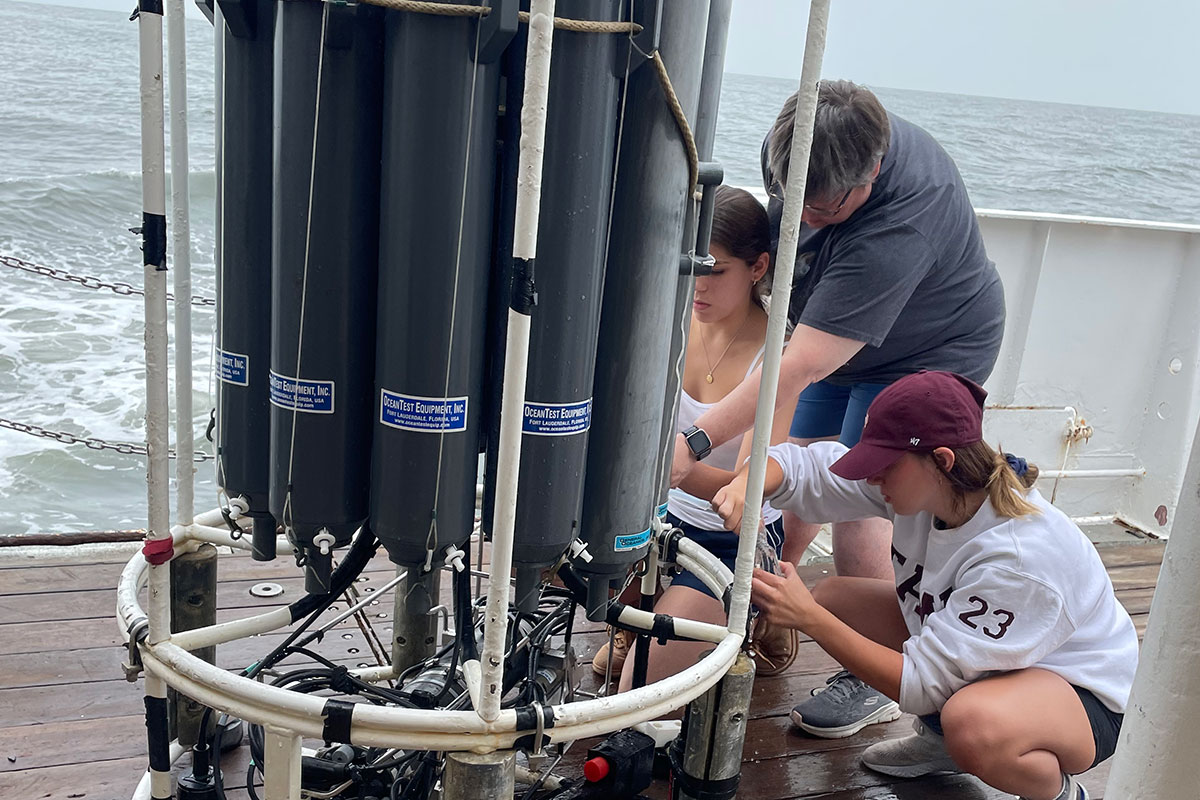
[
  {"xmin": 667, "ymin": 512, "xmax": 786, "ymax": 601},
  {"xmin": 789, "ymin": 379, "xmax": 891, "ymax": 444},
  {"xmin": 921, "ymin": 685, "xmax": 1123, "ymax": 769}
]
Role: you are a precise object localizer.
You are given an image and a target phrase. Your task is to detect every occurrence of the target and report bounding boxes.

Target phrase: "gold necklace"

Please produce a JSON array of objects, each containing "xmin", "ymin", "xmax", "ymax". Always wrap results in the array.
[{"xmin": 697, "ymin": 311, "xmax": 752, "ymax": 383}]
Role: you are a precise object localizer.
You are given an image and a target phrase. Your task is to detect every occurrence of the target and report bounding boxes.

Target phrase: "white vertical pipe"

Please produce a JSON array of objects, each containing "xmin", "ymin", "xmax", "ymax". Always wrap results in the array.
[
  {"xmin": 263, "ymin": 726, "xmax": 303, "ymax": 800},
  {"xmin": 477, "ymin": 0, "xmax": 556, "ymax": 723},
  {"xmin": 138, "ymin": 0, "xmax": 173, "ymax": 646},
  {"xmin": 1105, "ymin": 418, "xmax": 1200, "ymax": 797},
  {"xmin": 728, "ymin": 0, "xmax": 829, "ymax": 634},
  {"xmin": 165, "ymin": 0, "xmax": 194, "ymax": 525},
  {"xmin": 510, "ymin": 2, "xmax": 553, "ymax": 260}
]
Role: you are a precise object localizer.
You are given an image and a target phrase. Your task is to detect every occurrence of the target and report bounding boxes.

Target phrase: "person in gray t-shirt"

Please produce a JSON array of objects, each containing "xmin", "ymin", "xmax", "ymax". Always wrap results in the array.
[{"xmin": 671, "ymin": 80, "xmax": 1005, "ymax": 739}]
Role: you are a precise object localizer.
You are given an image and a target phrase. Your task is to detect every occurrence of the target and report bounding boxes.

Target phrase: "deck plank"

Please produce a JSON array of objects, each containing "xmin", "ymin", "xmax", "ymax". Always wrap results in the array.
[{"xmin": 0, "ymin": 539, "xmax": 1157, "ymax": 799}]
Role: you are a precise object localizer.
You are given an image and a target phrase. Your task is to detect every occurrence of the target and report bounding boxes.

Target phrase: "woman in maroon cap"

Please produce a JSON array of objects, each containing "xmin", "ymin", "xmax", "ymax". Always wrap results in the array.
[{"xmin": 713, "ymin": 370, "xmax": 1137, "ymax": 800}]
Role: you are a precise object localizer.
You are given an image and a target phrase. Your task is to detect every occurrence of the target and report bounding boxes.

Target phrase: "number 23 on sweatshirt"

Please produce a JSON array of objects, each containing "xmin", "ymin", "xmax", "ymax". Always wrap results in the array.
[{"xmin": 766, "ymin": 441, "xmax": 1138, "ymax": 717}]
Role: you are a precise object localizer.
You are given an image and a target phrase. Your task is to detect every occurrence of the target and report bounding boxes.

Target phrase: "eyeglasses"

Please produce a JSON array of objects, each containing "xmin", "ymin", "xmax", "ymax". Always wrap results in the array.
[
  {"xmin": 803, "ymin": 186, "xmax": 854, "ymax": 217},
  {"xmin": 767, "ymin": 182, "xmax": 855, "ymax": 218}
]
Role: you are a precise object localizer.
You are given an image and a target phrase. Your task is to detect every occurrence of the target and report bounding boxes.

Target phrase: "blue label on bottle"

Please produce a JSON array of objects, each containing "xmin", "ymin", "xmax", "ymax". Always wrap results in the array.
[
  {"xmin": 217, "ymin": 348, "xmax": 249, "ymax": 387},
  {"xmin": 380, "ymin": 390, "xmax": 468, "ymax": 433},
  {"xmin": 657, "ymin": 502, "xmax": 668, "ymax": 518},
  {"xmin": 269, "ymin": 371, "xmax": 334, "ymax": 414},
  {"xmin": 614, "ymin": 527, "xmax": 652, "ymax": 552},
  {"xmin": 522, "ymin": 398, "xmax": 592, "ymax": 436}
]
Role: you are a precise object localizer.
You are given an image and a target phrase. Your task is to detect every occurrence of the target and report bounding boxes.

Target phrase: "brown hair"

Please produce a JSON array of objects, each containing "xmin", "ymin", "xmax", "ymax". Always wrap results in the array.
[
  {"xmin": 710, "ymin": 184, "xmax": 773, "ymax": 309},
  {"xmin": 766, "ymin": 79, "xmax": 891, "ymax": 200},
  {"xmin": 934, "ymin": 441, "xmax": 1041, "ymax": 520}
]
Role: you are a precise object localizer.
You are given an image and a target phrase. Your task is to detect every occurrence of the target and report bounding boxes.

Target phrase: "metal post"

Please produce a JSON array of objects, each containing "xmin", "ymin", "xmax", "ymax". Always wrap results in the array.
[
  {"xmin": 443, "ymin": 751, "xmax": 516, "ymax": 800},
  {"xmin": 165, "ymin": 0, "xmax": 195, "ymax": 525},
  {"xmin": 478, "ymin": 0, "xmax": 556, "ymax": 723},
  {"xmin": 1105, "ymin": 416, "xmax": 1200, "ymax": 797},
  {"xmin": 263, "ymin": 727, "xmax": 302, "ymax": 800},
  {"xmin": 391, "ymin": 568, "xmax": 441, "ymax": 674},
  {"xmin": 169, "ymin": 544, "xmax": 217, "ymax": 747},
  {"xmin": 136, "ymin": 0, "xmax": 172, "ymax": 650},
  {"xmin": 670, "ymin": 652, "xmax": 755, "ymax": 800},
  {"xmin": 729, "ymin": 0, "xmax": 830, "ymax": 634}
]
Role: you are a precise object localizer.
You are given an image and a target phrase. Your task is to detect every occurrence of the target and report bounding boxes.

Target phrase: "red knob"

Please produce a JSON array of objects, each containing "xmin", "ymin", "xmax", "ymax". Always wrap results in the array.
[{"xmin": 583, "ymin": 756, "xmax": 610, "ymax": 782}]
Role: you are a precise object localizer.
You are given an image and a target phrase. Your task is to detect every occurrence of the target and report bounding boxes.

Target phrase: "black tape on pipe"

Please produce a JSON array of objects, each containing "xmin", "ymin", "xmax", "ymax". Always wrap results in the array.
[
  {"xmin": 144, "ymin": 695, "xmax": 171, "ymax": 772},
  {"xmin": 668, "ymin": 745, "xmax": 741, "ymax": 800},
  {"xmin": 321, "ymin": 698, "xmax": 355, "ymax": 744},
  {"xmin": 140, "ymin": 0, "xmax": 164, "ymax": 15},
  {"xmin": 510, "ymin": 257, "xmax": 537, "ymax": 314},
  {"xmin": 142, "ymin": 212, "xmax": 167, "ymax": 271}
]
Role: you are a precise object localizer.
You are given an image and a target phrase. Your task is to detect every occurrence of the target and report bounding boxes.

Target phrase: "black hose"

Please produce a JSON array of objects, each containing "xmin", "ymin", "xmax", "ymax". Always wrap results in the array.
[{"xmin": 244, "ymin": 527, "xmax": 381, "ymax": 681}]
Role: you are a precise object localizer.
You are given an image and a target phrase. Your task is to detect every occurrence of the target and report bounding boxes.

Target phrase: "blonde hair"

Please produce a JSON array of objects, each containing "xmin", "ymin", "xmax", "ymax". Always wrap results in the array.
[{"xmin": 934, "ymin": 440, "xmax": 1041, "ymax": 519}]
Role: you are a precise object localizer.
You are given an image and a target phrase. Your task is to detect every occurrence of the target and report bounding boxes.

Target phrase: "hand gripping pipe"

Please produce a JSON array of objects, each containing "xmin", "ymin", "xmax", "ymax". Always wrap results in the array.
[
  {"xmin": 727, "ymin": 0, "xmax": 830, "ymax": 636},
  {"xmin": 473, "ymin": 0, "xmax": 556, "ymax": 724}
]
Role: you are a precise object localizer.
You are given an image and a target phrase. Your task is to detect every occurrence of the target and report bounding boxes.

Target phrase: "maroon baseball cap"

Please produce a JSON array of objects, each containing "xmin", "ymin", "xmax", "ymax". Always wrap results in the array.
[{"xmin": 830, "ymin": 371, "xmax": 988, "ymax": 481}]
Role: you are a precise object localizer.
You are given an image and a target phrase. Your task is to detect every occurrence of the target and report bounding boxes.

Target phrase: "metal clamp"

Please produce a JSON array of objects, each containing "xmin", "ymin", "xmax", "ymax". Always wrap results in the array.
[{"xmin": 679, "ymin": 250, "xmax": 716, "ymax": 276}]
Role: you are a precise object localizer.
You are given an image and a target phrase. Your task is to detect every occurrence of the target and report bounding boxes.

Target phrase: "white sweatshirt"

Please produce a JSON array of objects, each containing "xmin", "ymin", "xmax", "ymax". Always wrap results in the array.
[{"xmin": 768, "ymin": 441, "xmax": 1139, "ymax": 716}]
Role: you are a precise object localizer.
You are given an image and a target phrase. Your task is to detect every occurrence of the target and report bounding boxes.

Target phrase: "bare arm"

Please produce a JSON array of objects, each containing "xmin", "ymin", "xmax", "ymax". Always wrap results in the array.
[
  {"xmin": 678, "ymin": 371, "xmax": 795, "ymax": 502},
  {"xmin": 671, "ymin": 324, "xmax": 865, "ymax": 486},
  {"xmin": 711, "ymin": 455, "xmax": 787, "ymax": 533}
]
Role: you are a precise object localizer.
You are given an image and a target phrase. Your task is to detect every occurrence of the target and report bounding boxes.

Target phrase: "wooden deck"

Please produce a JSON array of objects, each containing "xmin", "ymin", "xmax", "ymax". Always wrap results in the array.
[{"xmin": 0, "ymin": 538, "xmax": 1163, "ymax": 800}]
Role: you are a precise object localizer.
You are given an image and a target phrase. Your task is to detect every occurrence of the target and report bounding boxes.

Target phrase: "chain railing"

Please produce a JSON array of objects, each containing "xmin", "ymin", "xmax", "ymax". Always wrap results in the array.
[
  {"xmin": 1, "ymin": 253, "xmax": 216, "ymax": 307},
  {"xmin": 1, "ymin": 252, "xmax": 217, "ymax": 462},
  {"xmin": 0, "ymin": 417, "xmax": 215, "ymax": 462}
]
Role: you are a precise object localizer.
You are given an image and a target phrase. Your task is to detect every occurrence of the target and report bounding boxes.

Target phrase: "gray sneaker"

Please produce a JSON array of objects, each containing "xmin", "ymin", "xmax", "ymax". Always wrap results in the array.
[
  {"xmin": 1019, "ymin": 774, "xmax": 1090, "ymax": 800},
  {"xmin": 789, "ymin": 670, "xmax": 903, "ymax": 738},
  {"xmin": 861, "ymin": 717, "xmax": 959, "ymax": 777}
]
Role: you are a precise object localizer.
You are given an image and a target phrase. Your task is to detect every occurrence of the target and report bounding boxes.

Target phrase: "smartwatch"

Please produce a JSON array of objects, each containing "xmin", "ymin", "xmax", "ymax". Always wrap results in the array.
[{"xmin": 682, "ymin": 426, "xmax": 712, "ymax": 462}]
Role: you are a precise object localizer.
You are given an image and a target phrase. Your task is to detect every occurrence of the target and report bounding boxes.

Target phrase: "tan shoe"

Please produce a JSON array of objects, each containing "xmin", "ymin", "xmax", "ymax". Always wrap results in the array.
[
  {"xmin": 591, "ymin": 627, "xmax": 632, "ymax": 678},
  {"xmin": 748, "ymin": 617, "xmax": 798, "ymax": 676}
]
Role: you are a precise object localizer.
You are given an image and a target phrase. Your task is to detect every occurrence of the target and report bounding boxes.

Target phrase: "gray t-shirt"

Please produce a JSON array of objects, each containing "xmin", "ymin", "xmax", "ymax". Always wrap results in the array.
[{"xmin": 763, "ymin": 112, "xmax": 1005, "ymax": 386}]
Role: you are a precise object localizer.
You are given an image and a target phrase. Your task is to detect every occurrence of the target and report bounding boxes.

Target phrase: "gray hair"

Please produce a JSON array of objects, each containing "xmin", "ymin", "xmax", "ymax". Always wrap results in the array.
[{"xmin": 766, "ymin": 80, "xmax": 891, "ymax": 201}]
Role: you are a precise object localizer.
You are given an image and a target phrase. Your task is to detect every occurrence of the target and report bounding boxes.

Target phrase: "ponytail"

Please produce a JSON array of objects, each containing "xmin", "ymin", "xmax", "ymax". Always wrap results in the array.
[
  {"xmin": 935, "ymin": 440, "xmax": 1041, "ymax": 520},
  {"xmin": 986, "ymin": 449, "xmax": 1040, "ymax": 519}
]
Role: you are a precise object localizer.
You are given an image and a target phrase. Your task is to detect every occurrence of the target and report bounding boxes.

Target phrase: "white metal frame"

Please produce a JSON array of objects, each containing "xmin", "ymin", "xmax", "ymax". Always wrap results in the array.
[{"xmin": 125, "ymin": 1, "xmax": 833, "ymax": 796}]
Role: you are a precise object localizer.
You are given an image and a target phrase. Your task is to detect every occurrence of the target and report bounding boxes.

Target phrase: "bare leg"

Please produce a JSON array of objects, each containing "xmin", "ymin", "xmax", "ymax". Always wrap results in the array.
[
  {"xmin": 782, "ymin": 435, "xmax": 837, "ymax": 565},
  {"xmin": 940, "ymin": 668, "xmax": 1095, "ymax": 799},
  {"xmin": 810, "ymin": 576, "xmax": 908, "ymax": 651},
  {"xmin": 831, "ymin": 517, "xmax": 895, "ymax": 581},
  {"xmin": 618, "ymin": 584, "xmax": 727, "ymax": 693},
  {"xmin": 781, "ymin": 511, "xmax": 820, "ymax": 564}
]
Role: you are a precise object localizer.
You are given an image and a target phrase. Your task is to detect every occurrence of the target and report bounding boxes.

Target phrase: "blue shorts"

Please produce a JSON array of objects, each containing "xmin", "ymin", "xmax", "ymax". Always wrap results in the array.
[
  {"xmin": 789, "ymin": 379, "xmax": 891, "ymax": 445},
  {"xmin": 667, "ymin": 512, "xmax": 786, "ymax": 601}
]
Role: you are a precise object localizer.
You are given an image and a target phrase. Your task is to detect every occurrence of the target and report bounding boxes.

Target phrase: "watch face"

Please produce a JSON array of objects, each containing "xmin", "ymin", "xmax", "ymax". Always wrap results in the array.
[{"xmin": 687, "ymin": 427, "xmax": 711, "ymax": 456}]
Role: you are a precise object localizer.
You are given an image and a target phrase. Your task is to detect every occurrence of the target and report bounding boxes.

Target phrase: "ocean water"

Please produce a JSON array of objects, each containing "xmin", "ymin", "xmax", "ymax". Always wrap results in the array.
[{"xmin": 0, "ymin": 0, "xmax": 1197, "ymax": 534}]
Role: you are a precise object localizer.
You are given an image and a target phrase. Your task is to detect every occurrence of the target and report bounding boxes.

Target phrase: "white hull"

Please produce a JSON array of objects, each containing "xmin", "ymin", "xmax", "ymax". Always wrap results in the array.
[{"xmin": 979, "ymin": 209, "xmax": 1200, "ymax": 537}]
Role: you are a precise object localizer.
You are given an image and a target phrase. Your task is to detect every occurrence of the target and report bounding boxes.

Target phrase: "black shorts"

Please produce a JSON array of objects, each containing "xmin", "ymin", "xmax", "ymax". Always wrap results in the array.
[
  {"xmin": 1075, "ymin": 685, "xmax": 1123, "ymax": 769},
  {"xmin": 920, "ymin": 685, "xmax": 1122, "ymax": 769}
]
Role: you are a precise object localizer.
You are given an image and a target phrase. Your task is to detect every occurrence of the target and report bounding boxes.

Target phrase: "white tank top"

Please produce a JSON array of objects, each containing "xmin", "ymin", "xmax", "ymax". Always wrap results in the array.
[{"xmin": 669, "ymin": 346, "xmax": 782, "ymax": 531}]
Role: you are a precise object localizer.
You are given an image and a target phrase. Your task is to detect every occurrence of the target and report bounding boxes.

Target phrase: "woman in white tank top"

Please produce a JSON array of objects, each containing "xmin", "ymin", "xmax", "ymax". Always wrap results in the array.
[{"xmin": 614, "ymin": 186, "xmax": 794, "ymax": 691}]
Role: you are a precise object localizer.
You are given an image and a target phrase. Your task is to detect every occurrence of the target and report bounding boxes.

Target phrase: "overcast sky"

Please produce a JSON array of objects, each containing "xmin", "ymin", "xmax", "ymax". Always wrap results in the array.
[
  {"xmin": 727, "ymin": 0, "xmax": 1200, "ymax": 116},
  {"xmin": 29, "ymin": 0, "xmax": 1200, "ymax": 116}
]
